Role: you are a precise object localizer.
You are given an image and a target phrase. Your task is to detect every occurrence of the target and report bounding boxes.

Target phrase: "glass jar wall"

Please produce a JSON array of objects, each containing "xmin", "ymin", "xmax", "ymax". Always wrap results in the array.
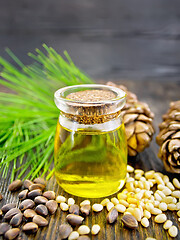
[{"xmin": 54, "ymin": 84, "xmax": 127, "ymax": 198}]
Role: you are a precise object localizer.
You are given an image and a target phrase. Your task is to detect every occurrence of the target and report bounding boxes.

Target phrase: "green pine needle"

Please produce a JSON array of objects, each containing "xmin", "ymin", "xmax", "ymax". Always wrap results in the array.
[{"xmin": 0, "ymin": 44, "xmax": 94, "ymax": 181}]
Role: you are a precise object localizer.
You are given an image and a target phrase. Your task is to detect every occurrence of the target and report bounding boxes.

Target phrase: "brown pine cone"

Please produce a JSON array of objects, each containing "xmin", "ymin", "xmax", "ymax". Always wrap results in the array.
[
  {"xmin": 107, "ymin": 82, "xmax": 155, "ymax": 156},
  {"xmin": 156, "ymin": 101, "xmax": 180, "ymax": 173}
]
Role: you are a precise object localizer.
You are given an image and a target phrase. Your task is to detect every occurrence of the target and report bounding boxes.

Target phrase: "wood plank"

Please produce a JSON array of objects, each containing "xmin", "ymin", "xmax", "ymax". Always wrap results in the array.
[
  {"xmin": 0, "ymin": 34, "xmax": 180, "ymax": 81},
  {"xmin": 0, "ymin": 0, "xmax": 180, "ymax": 38}
]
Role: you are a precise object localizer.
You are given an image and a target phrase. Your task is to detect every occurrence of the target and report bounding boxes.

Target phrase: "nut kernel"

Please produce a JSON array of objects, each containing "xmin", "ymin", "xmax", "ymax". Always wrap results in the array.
[
  {"xmin": 163, "ymin": 220, "xmax": 173, "ymax": 230},
  {"xmin": 92, "ymin": 204, "xmax": 103, "ymax": 212},
  {"xmin": 60, "ymin": 202, "xmax": 69, "ymax": 211},
  {"xmin": 100, "ymin": 198, "xmax": 110, "ymax": 206},
  {"xmin": 77, "ymin": 225, "xmax": 90, "ymax": 235},
  {"xmin": 80, "ymin": 200, "xmax": 90, "ymax": 207},
  {"xmin": 115, "ymin": 204, "xmax": 126, "ymax": 213},
  {"xmin": 68, "ymin": 198, "xmax": 75, "ymax": 206},
  {"xmin": 168, "ymin": 225, "xmax": 178, "ymax": 238},
  {"xmin": 56, "ymin": 195, "xmax": 66, "ymax": 203},
  {"xmin": 91, "ymin": 224, "xmax": 100, "ymax": 235},
  {"xmin": 141, "ymin": 217, "xmax": 149, "ymax": 227},
  {"xmin": 106, "ymin": 202, "xmax": 114, "ymax": 212},
  {"xmin": 173, "ymin": 178, "xmax": 180, "ymax": 189},
  {"xmin": 154, "ymin": 214, "xmax": 167, "ymax": 223}
]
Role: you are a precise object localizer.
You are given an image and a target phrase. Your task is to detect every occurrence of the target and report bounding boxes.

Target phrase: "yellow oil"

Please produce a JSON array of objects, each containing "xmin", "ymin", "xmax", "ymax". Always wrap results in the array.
[{"xmin": 54, "ymin": 122, "xmax": 127, "ymax": 198}]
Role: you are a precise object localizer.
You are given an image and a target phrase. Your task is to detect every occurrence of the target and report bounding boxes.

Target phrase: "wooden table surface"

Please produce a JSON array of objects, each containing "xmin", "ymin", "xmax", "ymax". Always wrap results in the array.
[{"xmin": 0, "ymin": 79, "xmax": 180, "ymax": 240}]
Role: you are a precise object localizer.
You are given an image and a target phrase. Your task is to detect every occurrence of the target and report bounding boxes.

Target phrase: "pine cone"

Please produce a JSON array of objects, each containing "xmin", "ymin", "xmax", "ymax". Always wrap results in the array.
[
  {"xmin": 107, "ymin": 82, "xmax": 155, "ymax": 156},
  {"xmin": 156, "ymin": 101, "xmax": 180, "ymax": 174}
]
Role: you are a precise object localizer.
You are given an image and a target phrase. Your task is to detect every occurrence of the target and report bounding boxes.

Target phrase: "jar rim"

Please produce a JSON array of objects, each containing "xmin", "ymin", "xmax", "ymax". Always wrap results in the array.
[
  {"xmin": 54, "ymin": 84, "xmax": 126, "ymax": 120},
  {"xmin": 54, "ymin": 84, "xmax": 126, "ymax": 106}
]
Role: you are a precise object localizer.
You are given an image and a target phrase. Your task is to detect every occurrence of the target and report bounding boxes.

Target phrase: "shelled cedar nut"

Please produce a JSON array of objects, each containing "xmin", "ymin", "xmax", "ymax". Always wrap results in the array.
[
  {"xmin": 8, "ymin": 180, "xmax": 22, "ymax": 192},
  {"xmin": 66, "ymin": 214, "xmax": 84, "ymax": 226},
  {"xmin": 80, "ymin": 204, "xmax": 91, "ymax": 216},
  {"xmin": 68, "ymin": 231, "xmax": 79, "ymax": 240},
  {"xmin": 34, "ymin": 196, "xmax": 48, "ymax": 205},
  {"xmin": 0, "ymin": 223, "xmax": 10, "ymax": 235},
  {"xmin": 19, "ymin": 199, "xmax": 35, "ymax": 211},
  {"xmin": 23, "ymin": 179, "xmax": 33, "ymax": 189},
  {"xmin": 35, "ymin": 204, "xmax": 48, "ymax": 216},
  {"xmin": 59, "ymin": 224, "xmax": 73, "ymax": 239},
  {"xmin": 43, "ymin": 191, "xmax": 56, "ymax": 200},
  {"xmin": 28, "ymin": 189, "xmax": 42, "ymax": 199},
  {"xmin": 91, "ymin": 224, "xmax": 101, "ymax": 235},
  {"xmin": 4, "ymin": 208, "xmax": 21, "ymax": 221},
  {"xmin": 106, "ymin": 208, "xmax": 118, "ymax": 224},
  {"xmin": 1, "ymin": 203, "xmax": 16, "ymax": 213},
  {"xmin": 0, "ymin": 192, "xmax": 3, "ymax": 200},
  {"xmin": 69, "ymin": 204, "xmax": 80, "ymax": 215},
  {"xmin": 77, "ymin": 225, "xmax": 90, "ymax": 235},
  {"xmin": 24, "ymin": 209, "xmax": 37, "ymax": 219},
  {"xmin": 10, "ymin": 213, "xmax": 23, "ymax": 227},
  {"xmin": 33, "ymin": 177, "xmax": 46, "ymax": 186},
  {"xmin": 4, "ymin": 228, "xmax": 20, "ymax": 240},
  {"xmin": 29, "ymin": 183, "xmax": 45, "ymax": 191},
  {"xmin": 0, "ymin": 210, "xmax": 2, "ymax": 217},
  {"xmin": 23, "ymin": 222, "xmax": 38, "ymax": 233},
  {"xmin": 18, "ymin": 189, "xmax": 29, "ymax": 201},
  {"xmin": 46, "ymin": 200, "xmax": 58, "ymax": 214},
  {"xmin": 77, "ymin": 236, "xmax": 90, "ymax": 240},
  {"xmin": 33, "ymin": 215, "xmax": 48, "ymax": 227},
  {"xmin": 122, "ymin": 214, "xmax": 138, "ymax": 229}
]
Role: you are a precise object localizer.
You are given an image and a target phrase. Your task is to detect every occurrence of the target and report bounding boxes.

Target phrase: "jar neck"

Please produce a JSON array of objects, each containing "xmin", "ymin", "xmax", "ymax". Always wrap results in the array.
[{"xmin": 59, "ymin": 112, "xmax": 123, "ymax": 132}]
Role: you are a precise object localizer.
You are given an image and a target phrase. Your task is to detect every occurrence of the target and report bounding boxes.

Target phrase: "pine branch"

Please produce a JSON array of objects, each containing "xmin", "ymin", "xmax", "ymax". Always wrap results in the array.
[{"xmin": 0, "ymin": 44, "xmax": 94, "ymax": 180}]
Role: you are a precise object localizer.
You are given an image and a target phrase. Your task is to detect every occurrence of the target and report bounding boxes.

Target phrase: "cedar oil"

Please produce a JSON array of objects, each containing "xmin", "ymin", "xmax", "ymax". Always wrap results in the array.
[{"xmin": 54, "ymin": 122, "xmax": 127, "ymax": 198}]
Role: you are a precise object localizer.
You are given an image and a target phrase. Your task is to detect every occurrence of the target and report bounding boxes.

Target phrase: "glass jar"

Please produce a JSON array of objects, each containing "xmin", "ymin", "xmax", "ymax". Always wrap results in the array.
[{"xmin": 54, "ymin": 84, "xmax": 127, "ymax": 198}]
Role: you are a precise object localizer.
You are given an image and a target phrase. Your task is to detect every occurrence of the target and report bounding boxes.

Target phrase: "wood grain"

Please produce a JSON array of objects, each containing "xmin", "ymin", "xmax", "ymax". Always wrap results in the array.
[
  {"xmin": 0, "ymin": 80, "xmax": 180, "ymax": 239},
  {"xmin": 0, "ymin": 0, "xmax": 180, "ymax": 81}
]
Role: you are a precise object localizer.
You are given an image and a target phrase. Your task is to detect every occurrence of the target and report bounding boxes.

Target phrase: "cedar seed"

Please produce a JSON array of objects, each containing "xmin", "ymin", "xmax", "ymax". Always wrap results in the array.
[
  {"xmin": 19, "ymin": 199, "xmax": 35, "ymax": 211},
  {"xmin": 4, "ymin": 228, "xmax": 20, "ymax": 239},
  {"xmin": 66, "ymin": 214, "xmax": 84, "ymax": 226},
  {"xmin": 121, "ymin": 214, "xmax": 138, "ymax": 229},
  {"xmin": 59, "ymin": 224, "xmax": 73, "ymax": 239},
  {"xmin": 28, "ymin": 189, "xmax": 42, "ymax": 199},
  {"xmin": 23, "ymin": 222, "xmax": 38, "ymax": 233},
  {"xmin": 18, "ymin": 189, "xmax": 29, "ymax": 200},
  {"xmin": 106, "ymin": 208, "xmax": 118, "ymax": 224},
  {"xmin": 80, "ymin": 204, "xmax": 91, "ymax": 216},
  {"xmin": 8, "ymin": 180, "xmax": 22, "ymax": 192},
  {"xmin": 46, "ymin": 200, "xmax": 58, "ymax": 214},
  {"xmin": 29, "ymin": 183, "xmax": 45, "ymax": 191},
  {"xmin": 34, "ymin": 196, "xmax": 48, "ymax": 205},
  {"xmin": 33, "ymin": 177, "xmax": 46, "ymax": 186},
  {"xmin": 23, "ymin": 179, "xmax": 33, "ymax": 189},
  {"xmin": 1, "ymin": 203, "xmax": 16, "ymax": 213},
  {"xmin": 69, "ymin": 204, "xmax": 80, "ymax": 215},
  {"xmin": 43, "ymin": 191, "xmax": 56, "ymax": 200},
  {"xmin": 35, "ymin": 204, "xmax": 48, "ymax": 216},
  {"xmin": 0, "ymin": 223, "xmax": 10, "ymax": 235},
  {"xmin": 24, "ymin": 209, "xmax": 37, "ymax": 219},
  {"xmin": 33, "ymin": 215, "xmax": 48, "ymax": 227},
  {"xmin": 10, "ymin": 213, "xmax": 23, "ymax": 227},
  {"xmin": 4, "ymin": 208, "xmax": 21, "ymax": 221}
]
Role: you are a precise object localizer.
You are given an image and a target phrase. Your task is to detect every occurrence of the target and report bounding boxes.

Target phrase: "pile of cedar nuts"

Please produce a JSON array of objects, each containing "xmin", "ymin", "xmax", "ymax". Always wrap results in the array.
[{"xmin": 0, "ymin": 166, "xmax": 179, "ymax": 240}]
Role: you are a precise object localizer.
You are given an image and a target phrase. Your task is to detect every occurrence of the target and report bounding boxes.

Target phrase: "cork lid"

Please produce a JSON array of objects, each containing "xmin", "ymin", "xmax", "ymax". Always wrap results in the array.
[{"xmin": 54, "ymin": 84, "xmax": 126, "ymax": 123}]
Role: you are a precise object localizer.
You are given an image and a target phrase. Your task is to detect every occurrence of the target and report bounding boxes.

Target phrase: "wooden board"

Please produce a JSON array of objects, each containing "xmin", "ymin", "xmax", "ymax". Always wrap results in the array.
[{"xmin": 0, "ymin": 80, "xmax": 180, "ymax": 239}]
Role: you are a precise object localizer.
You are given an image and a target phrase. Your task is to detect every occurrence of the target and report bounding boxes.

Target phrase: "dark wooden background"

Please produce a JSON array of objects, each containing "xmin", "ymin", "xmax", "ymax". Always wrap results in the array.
[
  {"xmin": 0, "ymin": 1, "xmax": 180, "ymax": 239},
  {"xmin": 0, "ymin": 0, "xmax": 180, "ymax": 81}
]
